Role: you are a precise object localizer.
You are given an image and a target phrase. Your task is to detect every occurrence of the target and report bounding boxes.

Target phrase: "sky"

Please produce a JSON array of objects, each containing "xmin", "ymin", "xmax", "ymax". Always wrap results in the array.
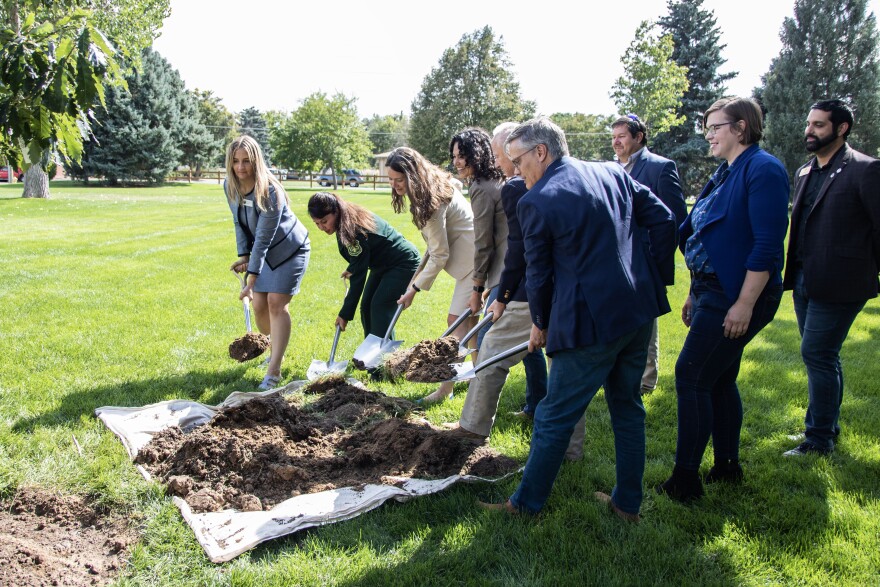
[{"xmin": 153, "ymin": 0, "xmax": 880, "ymax": 119}]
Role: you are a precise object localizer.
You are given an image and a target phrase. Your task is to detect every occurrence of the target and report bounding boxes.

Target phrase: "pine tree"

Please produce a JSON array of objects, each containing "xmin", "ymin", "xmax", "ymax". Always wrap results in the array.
[
  {"xmin": 238, "ymin": 107, "xmax": 274, "ymax": 165},
  {"xmin": 409, "ymin": 26, "xmax": 535, "ymax": 164},
  {"xmin": 760, "ymin": 0, "xmax": 880, "ymax": 183},
  {"xmin": 654, "ymin": 0, "xmax": 736, "ymax": 197}
]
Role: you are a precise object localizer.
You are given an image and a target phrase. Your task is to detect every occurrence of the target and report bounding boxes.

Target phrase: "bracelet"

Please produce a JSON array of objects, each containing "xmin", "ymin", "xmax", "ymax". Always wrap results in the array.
[
  {"xmin": 412, "ymin": 284, "xmax": 421, "ymax": 292},
  {"xmin": 473, "ymin": 285, "xmax": 485, "ymax": 293}
]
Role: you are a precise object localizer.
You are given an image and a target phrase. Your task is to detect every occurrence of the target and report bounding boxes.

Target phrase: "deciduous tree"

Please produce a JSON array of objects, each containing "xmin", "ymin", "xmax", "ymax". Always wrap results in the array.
[
  {"xmin": 550, "ymin": 113, "xmax": 616, "ymax": 161},
  {"xmin": 364, "ymin": 113, "xmax": 409, "ymax": 155}
]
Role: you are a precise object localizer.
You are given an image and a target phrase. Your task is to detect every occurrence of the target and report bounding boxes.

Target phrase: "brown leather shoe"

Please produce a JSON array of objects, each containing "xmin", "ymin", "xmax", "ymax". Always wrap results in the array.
[
  {"xmin": 477, "ymin": 499, "xmax": 518, "ymax": 515},
  {"xmin": 444, "ymin": 423, "xmax": 488, "ymax": 442},
  {"xmin": 594, "ymin": 491, "xmax": 640, "ymax": 523}
]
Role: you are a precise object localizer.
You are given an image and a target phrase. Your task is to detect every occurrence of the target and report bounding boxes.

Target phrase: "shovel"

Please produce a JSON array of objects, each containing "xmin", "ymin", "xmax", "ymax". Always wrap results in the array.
[
  {"xmin": 454, "ymin": 311, "xmax": 495, "ymax": 358},
  {"xmin": 228, "ymin": 271, "xmax": 269, "ymax": 362},
  {"xmin": 443, "ymin": 340, "xmax": 530, "ymax": 382},
  {"xmin": 307, "ymin": 324, "xmax": 348, "ymax": 380},
  {"xmin": 352, "ymin": 303, "xmax": 405, "ymax": 370}
]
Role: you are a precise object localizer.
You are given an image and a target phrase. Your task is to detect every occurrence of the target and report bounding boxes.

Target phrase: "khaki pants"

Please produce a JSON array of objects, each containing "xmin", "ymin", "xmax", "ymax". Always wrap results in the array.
[
  {"xmin": 459, "ymin": 301, "xmax": 586, "ymax": 458},
  {"xmin": 640, "ymin": 318, "xmax": 659, "ymax": 391}
]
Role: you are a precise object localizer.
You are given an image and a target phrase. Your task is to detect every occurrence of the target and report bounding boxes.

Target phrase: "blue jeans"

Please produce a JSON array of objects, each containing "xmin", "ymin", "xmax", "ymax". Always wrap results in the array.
[
  {"xmin": 510, "ymin": 322, "xmax": 652, "ymax": 515},
  {"xmin": 674, "ymin": 276, "xmax": 782, "ymax": 470},
  {"xmin": 792, "ymin": 270, "xmax": 865, "ymax": 450}
]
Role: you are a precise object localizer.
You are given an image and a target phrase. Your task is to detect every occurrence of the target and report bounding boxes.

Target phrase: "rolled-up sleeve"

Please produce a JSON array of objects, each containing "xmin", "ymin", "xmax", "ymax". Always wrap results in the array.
[{"xmin": 413, "ymin": 204, "xmax": 450, "ymax": 291}]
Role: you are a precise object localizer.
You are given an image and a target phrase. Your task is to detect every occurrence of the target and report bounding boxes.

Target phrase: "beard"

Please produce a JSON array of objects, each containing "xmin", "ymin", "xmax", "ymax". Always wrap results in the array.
[{"xmin": 804, "ymin": 132, "xmax": 837, "ymax": 152}]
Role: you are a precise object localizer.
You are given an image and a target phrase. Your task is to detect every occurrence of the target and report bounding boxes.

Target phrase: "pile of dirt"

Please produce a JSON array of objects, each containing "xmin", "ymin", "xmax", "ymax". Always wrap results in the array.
[
  {"xmin": 0, "ymin": 487, "xmax": 137, "ymax": 587},
  {"xmin": 229, "ymin": 332, "xmax": 270, "ymax": 362},
  {"xmin": 135, "ymin": 375, "xmax": 518, "ymax": 513},
  {"xmin": 383, "ymin": 336, "xmax": 462, "ymax": 382}
]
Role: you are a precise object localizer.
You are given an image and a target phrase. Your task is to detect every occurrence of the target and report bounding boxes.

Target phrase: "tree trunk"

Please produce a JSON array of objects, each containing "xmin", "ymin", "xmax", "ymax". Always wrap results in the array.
[{"xmin": 21, "ymin": 167, "xmax": 50, "ymax": 199}]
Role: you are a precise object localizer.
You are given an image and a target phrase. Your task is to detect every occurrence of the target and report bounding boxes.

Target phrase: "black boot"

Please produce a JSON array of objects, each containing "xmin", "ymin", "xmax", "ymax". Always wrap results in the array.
[
  {"xmin": 655, "ymin": 465, "xmax": 704, "ymax": 503},
  {"xmin": 704, "ymin": 460, "xmax": 743, "ymax": 484}
]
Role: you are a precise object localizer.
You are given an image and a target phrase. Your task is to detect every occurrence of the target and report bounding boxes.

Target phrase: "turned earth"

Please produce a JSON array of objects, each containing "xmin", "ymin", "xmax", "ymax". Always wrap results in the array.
[
  {"xmin": 228, "ymin": 331, "xmax": 270, "ymax": 362},
  {"xmin": 383, "ymin": 336, "xmax": 463, "ymax": 382}
]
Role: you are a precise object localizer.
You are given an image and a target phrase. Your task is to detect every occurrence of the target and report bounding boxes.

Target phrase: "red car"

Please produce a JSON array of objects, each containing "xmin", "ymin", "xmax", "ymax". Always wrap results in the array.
[{"xmin": 0, "ymin": 167, "xmax": 23, "ymax": 182}]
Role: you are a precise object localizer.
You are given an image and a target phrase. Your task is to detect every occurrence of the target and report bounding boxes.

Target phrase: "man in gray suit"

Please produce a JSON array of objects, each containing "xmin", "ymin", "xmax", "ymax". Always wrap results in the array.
[{"xmin": 611, "ymin": 114, "xmax": 687, "ymax": 395}]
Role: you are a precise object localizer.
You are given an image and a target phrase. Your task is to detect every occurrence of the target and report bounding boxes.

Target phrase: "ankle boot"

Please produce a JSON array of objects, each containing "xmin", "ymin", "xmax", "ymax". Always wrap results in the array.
[
  {"xmin": 704, "ymin": 460, "xmax": 743, "ymax": 484},
  {"xmin": 655, "ymin": 465, "xmax": 704, "ymax": 503}
]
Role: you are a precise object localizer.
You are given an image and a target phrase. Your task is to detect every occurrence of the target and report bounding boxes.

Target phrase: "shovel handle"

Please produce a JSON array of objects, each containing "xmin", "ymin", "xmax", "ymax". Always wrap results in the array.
[
  {"xmin": 441, "ymin": 307, "xmax": 473, "ymax": 337},
  {"xmin": 243, "ymin": 297, "xmax": 253, "ymax": 333},
  {"xmin": 383, "ymin": 304, "xmax": 405, "ymax": 342},
  {"xmin": 458, "ymin": 311, "xmax": 494, "ymax": 351},
  {"xmin": 473, "ymin": 341, "xmax": 530, "ymax": 375},
  {"xmin": 329, "ymin": 324, "xmax": 342, "ymax": 363}
]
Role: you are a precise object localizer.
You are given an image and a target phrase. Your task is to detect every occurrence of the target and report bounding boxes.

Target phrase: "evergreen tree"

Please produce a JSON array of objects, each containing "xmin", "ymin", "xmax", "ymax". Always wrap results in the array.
[
  {"xmin": 409, "ymin": 26, "xmax": 535, "ymax": 164},
  {"xmin": 654, "ymin": 0, "xmax": 736, "ymax": 197},
  {"xmin": 364, "ymin": 113, "xmax": 409, "ymax": 154},
  {"xmin": 550, "ymin": 113, "xmax": 616, "ymax": 161},
  {"xmin": 238, "ymin": 107, "xmax": 273, "ymax": 165},
  {"xmin": 760, "ymin": 0, "xmax": 880, "ymax": 183}
]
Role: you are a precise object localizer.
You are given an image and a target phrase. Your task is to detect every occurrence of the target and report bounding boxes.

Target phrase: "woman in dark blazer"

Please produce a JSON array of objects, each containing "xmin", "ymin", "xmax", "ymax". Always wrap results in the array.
[
  {"xmin": 656, "ymin": 97, "xmax": 790, "ymax": 502},
  {"xmin": 226, "ymin": 136, "xmax": 310, "ymax": 390}
]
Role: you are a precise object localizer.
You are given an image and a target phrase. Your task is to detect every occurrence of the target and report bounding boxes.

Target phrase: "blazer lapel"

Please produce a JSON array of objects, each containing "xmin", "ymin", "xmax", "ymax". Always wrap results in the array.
[
  {"xmin": 630, "ymin": 155, "xmax": 647, "ymax": 181},
  {"xmin": 812, "ymin": 147, "xmax": 851, "ymax": 213}
]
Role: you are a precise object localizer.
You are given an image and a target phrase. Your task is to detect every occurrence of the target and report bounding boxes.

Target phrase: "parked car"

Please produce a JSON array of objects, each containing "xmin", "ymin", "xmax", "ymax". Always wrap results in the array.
[
  {"xmin": 0, "ymin": 167, "xmax": 23, "ymax": 182},
  {"xmin": 285, "ymin": 170, "xmax": 309, "ymax": 181},
  {"xmin": 317, "ymin": 169, "xmax": 364, "ymax": 188}
]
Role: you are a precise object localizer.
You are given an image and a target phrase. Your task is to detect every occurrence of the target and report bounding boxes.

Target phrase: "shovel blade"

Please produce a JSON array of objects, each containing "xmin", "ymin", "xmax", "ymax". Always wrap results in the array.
[
  {"xmin": 306, "ymin": 359, "xmax": 349, "ymax": 381},
  {"xmin": 445, "ymin": 360, "xmax": 476, "ymax": 382},
  {"xmin": 352, "ymin": 334, "xmax": 384, "ymax": 369}
]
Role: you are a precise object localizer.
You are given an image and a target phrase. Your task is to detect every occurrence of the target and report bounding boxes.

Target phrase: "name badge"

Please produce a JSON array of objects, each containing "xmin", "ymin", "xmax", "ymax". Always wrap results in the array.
[
  {"xmin": 243, "ymin": 199, "xmax": 254, "ymax": 208},
  {"xmin": 798, "ymin": 167, "xmax": 810, "ymax": 177}
]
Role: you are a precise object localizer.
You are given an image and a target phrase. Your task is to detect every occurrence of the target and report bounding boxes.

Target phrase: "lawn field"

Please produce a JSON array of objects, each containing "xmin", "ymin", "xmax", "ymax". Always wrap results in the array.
[{"xmin": 1, "ymin": 181, "xmax": 878, "ymax": 586}]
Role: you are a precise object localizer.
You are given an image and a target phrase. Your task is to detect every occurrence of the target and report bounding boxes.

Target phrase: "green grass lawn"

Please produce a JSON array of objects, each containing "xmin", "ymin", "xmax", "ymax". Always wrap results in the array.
[{"xmin": 1, "ymin": 181, "xmax": 878, "ymax": 586}]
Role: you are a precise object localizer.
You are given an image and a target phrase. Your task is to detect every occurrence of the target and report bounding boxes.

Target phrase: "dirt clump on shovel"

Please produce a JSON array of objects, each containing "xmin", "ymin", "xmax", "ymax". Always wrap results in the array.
[
  {"xmin": 134, "ymin": 375, "xmax": 518, "ymax": 513},
  {"xmin": 229, "ymin": 332, "xmax": 270, "ymax": 362},
  {"xmin": 383, "ymin": 336, "xmax": 462, "ymax": 383}
]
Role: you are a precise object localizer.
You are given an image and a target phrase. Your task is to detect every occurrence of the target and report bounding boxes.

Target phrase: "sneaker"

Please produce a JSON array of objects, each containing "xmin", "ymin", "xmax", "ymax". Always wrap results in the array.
[
  {"xmin": 257, "ymin": 374, "xmax": 281, "ymax": 391},
  {"xmin": 783, "ymin": 441, "xmax": 833, "ymax": 457}
]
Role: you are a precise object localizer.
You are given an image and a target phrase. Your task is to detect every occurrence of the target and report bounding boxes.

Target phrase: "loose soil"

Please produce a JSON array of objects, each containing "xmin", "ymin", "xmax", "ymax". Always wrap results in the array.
[
  {"xmin": 135, "ymin": 375, "xmax": 518, "ymax": 513},
  {"xmin": 228, "ymin": 332, "xmax": 270, "ymax": 362},
  {"xmin": 383, "ymin": 336, "xmax": 462, "ymax": 383},
  {"xmin": 0, "ymin": 487, "xmax": 138, "ymax": 587}
]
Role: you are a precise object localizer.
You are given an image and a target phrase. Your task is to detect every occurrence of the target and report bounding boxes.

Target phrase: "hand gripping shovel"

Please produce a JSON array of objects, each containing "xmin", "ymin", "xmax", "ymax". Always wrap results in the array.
[
  {"xmin": 352, "ymin": 304, "xmax": 405, "ymax": 370},
  {"xmin": 307, "ymin": 324, "xmax": 348, "ymax": 380},
  {"xmin": 454, "ymin": 311, "xmax": 495, "ymax": 359},
  {"xmin": 228, "ymin": 271, "xmax": 270, "ymax": 362},
  {"xmin": 444, "ymin": 340, "xmax": 530, "ymax": 383}
]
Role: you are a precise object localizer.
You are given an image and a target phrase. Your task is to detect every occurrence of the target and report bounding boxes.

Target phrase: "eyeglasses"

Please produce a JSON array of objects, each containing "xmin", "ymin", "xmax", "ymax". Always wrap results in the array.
[
  {"xmin": 704, "ymin": 121, "xmax": 736, "ymax": 137},
  {"xmin": 510, "ymin": 145, "xmax": 540, "ymax": 168}
]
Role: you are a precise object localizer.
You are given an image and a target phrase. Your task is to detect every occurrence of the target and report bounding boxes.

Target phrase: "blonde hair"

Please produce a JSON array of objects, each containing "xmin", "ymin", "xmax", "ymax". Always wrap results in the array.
[
  {"xmin": 224, "ymin": 135, "xmax": 289, "ymax": 212},
  {"xmin": 386, "ymin": 147, "xmax": 454, "ymax": 229}
]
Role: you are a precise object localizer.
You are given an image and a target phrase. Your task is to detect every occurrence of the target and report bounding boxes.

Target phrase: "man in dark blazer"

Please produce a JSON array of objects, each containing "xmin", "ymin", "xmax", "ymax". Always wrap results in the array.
[
  {"xmin": 782, "ymin": 99, "xmax": 880, "ymax": 457},
  {"xmin": 612, "ymin": 114, "xmax": 687, "ymax": 394},
  {"xmin": 480, "ymin": 117, "xmax": 677, "ymax": 522}
]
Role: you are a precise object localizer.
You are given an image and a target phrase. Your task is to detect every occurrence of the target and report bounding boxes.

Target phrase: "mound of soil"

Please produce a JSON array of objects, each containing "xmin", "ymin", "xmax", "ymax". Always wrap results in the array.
[
  {"xmin": 0, "ymin": 487, "xmax": 137, "ymax": 587},
  {"xmin": 228, "ymin": 332, "xmax": 270, "ymax": 362},
  {"xmin": 384, "ymin": 336, "xmax": 462, "ymax": 383},
  {"xmin": 135, "ymin": 376, "xmax": 518, "ymax": 513}
]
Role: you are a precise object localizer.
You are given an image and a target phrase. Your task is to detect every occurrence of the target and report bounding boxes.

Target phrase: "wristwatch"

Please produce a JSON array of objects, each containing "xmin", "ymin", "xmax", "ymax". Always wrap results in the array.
[{"xmin": 473, "ymin": 285, "xmax": 485, "ymax": 293}]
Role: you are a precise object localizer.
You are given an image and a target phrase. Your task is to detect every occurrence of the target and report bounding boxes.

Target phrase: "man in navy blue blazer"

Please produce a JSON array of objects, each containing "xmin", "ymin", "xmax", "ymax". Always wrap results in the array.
[
  {"xmin": 480, "ymin": 117, "xmax": 677, "ymax": 522},
  {"xmin": 612, "ymin": 114, "xmax": 687, "ymax": 395}
]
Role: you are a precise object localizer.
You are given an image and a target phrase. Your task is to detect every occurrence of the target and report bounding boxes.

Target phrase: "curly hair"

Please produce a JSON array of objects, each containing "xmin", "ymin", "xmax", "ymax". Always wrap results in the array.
[
  {"xmin": 307, "ymin": 192, "xmax": 376, "ymax": 247},
  {"xmin": 449, "ymin": 127, "xmax": 505, "ymax": 183},
  {"xmin": 386, "ymin": 147, "xmax": 454, "ymax": 229}
]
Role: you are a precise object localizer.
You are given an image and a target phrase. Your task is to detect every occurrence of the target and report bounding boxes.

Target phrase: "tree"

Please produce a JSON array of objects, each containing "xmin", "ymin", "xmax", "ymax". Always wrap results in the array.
[
  {"xmin": 759, "ymin": 0, "xmax": 880, "ymax": 183},
  {"xmin": 66, "ymin": 49, "xmax": 208, "ymax": 184},
  {"xmin": 237, "ymin": 106, "xmax": 273, "ymax": 165},
  {"xmin": 653, "ymin": 0, "xmax": 736, "ymax": 197},
  {"xmin": 191, "ymin": 89, "xmax": 236, "ymax": 168},
  {"xmin": 550, "ymin": 113, "xmax": 616, "ymax": 161},
  {"xmin": 611, "ymin": 21, "xmax": 690, "ymax": 136},
  {"xmin": 409, "ymin": 26, "xmax": 535, "ymax": 164},
  {"xmin": 364, "ymin": 113, "xmax": 409, "ymax": 154},
  {"xmin": 0, "ymin": 0, "xmax": 169, "ymax": 198},
  {"xmin": 177, "ymin": 91, "xmax": 216, "ymax": 179},
  {"xmin": 270, "ymin": 92, "xmax": 373, "ymax": 189}
]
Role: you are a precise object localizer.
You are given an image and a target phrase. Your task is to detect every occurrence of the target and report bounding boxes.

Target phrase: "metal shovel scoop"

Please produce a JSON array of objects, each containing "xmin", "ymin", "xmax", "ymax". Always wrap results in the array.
[
  {"xmin": 454, "ymin": 311, "xmax": 495, "ymax": 358},
  {"xmin": 307, "ymin": 324, "xmax": 348, "ymax": 380},
  {"xmin": 228, "ymin": 271, "xmax": 269, "ymax": 362},
  {"xmin": 352, "ymin": 304, "xmax": 405, "ymax": 370},
  {"xmin": 444, "ymin": 340, "xmax": 530, "ymax": 382}
]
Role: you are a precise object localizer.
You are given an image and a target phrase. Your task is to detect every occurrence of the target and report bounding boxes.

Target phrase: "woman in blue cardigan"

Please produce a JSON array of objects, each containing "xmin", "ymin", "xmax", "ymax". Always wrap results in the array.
[{"xmin": 656, "ymin": 97, "xmax": 790, "ymax": 502}]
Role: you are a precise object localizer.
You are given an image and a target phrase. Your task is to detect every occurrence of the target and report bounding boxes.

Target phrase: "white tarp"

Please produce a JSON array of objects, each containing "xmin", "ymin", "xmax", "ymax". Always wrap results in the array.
[{"xmin": 95, "ymin": 381, "xmax": 520, "ymax": 563}]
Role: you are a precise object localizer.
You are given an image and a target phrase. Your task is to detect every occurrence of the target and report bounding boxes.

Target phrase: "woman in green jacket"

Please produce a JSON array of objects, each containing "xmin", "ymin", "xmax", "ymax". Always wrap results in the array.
[{"xmin": 308, "ymin": 192, "xmax": 421, "ymax": 338}]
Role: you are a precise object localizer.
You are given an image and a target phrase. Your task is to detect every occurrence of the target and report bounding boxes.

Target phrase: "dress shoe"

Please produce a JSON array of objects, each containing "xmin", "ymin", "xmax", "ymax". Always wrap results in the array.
[
  {"xmin": 477, "ymin": 499, "xmax": 518, "ymax": 515},
  {"xmin": 445, "ymin": 423, "xmax": 488, "ymax": 443},
  {"xmin": 655, "ymin": 465, "xmax": 704, "ymax": 503},
  {"xmin": 594, "ymin": 492, "xmax": 640, "ymax": 523},
  {"xmin": 704, "ymin": 460, "xmax": 743, "ymax": 484},
  {"xmin": 783, "ymin": 441, "xmax": 833, "ymax": 457}
]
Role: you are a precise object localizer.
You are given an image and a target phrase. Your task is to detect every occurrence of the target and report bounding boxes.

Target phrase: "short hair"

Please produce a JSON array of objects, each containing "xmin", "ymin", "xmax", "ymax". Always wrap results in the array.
[
  {"xmin": 611, "ymin": 114, "xmax": 648, "ymax": 146},
  {"xmin": 703, "ymin": 97, "xmax": 764, "ymax": 145},
  {"xmin": 492, "ymin": 122, "xmax": 519, "ymax": 141},
  {"xmin": 504, "ymin": 117, "xmax": 570, "ymax": 160},
  {"xmin": 449, "ymin": 127, "xmax": 504, "ymax": 182},
  {"xmin": 810, "ymin": 99, "xmax": 854, "ymax": 139}
]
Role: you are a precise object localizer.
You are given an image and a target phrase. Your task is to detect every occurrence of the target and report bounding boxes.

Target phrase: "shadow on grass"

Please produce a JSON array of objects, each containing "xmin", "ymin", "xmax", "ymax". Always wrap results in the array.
[{"xmin": 11, "ymin": 365, "xmax": 252, "ymax": 433}]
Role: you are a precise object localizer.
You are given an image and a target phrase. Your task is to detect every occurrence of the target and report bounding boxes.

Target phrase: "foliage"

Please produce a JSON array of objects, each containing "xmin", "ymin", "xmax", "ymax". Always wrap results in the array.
[
  {"xmin": 759, "ymin": 0, "xmax": 880, "ymax": 183},
  {"xmin": 653, "ymin": 0, "xmax": 737, "ymax": 198},
  {"xmin": 237, "ymin": 106, "xmax": 273, "ymax": 165},
  {"xmin": 65, "ymin": 49, "xmax": 209, "ymax": 184},
  {"xmin": 550, "ymin": 113, "xmax": 616, "ymax": 161},
  {"xmin": 270, "ymin": 91, "xmax": 373, "ymax": 187},
  {"xmin": 191, "ymin": 89, "xmax": 236, "ymax": 168},
  {"xmin": 364, "ymin": 112, "xmax": 409, "ymax": 155},
  {"xmin": 611, "ymin": 21, "xmax": 690, "ymax": 137},
  {"xmin": 2, "ymin": 182, "xmax": 880, "ymax": 585},
  {"xmin": 409, "ymin": 26, "xmax": 535, "ymax": 165}
]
